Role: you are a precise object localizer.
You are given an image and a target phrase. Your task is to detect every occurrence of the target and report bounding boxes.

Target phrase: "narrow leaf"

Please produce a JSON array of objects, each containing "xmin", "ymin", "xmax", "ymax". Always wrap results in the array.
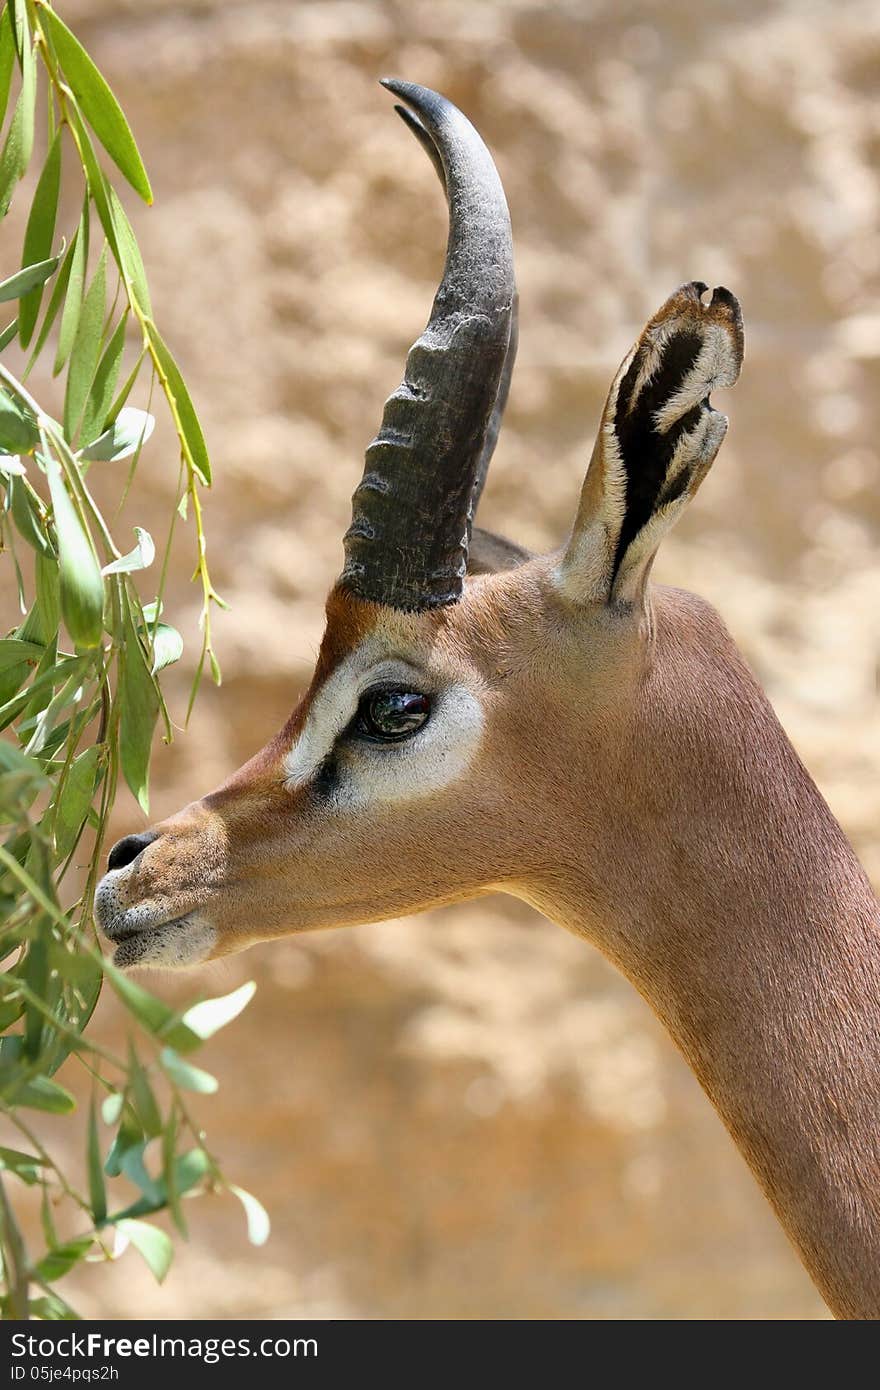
[
  {"xmin": 0, "ymin": 316, "xmax": 17, "ymax": 351},
  {"xmin": 0, "ymin": 1146, "xmax": 46, "ymax": 1186},
  {"xmin": 64, "ymin": 245, "xmax": 107, "ymax": 441},
  {"xmin": 54, "ymin": 203, "xmax": 89, "ymax": 375},
  {"xmin": 118, "ymin": 598, "xmax": 158, "ymax": 812},
  {"xmin": 102, "ymin": 525, "xmax": 154, "ymax": 576},
  {"xmin": 34, "ymin": 1238, "xmax": 93, "ymax": 1283},
  {"xmin": 107, "ymin": 186, "xmax": 151, "ymax": 316},
  {"xmin": 230, "ymin": 1186, "xmax": 270, "ymax": 1247},
  {"xmin": 144, "ymin": 320, "xmax": 210, "ymax": 483},
  {"xmin": 0, "ymin": 10, "xmax": 33, "ymax": 215},
  {"xmin": 0, "ymin": 252, "xmax": 61, "ymax": 304},
  {"xmin": 128, "ymin": 1042, "xmax": 162, "ymax": 1137},
  {"xmin": 39, "ymin": 7, "xmax": 152, "ymax": 203},
  {"xmin": 87, "ymin": 1098, "xmax": 106, "ymax": 1225},
  {"xmin": 11, "ymin": 1075, "xmax": 75, "ymax": 1113},
  {"xmin": 150, "ymin": 622, "xmax": 183, "ymax": 674},
  {"xmin": 181, "ymin": 981, "xmax": 256, "ymax": 1040},
  {"xmin": 159, "ymin": 1048, "xmax": 218, "ymax": 1094},
  {"xmin": 0, "ymin": 5, "xmax": 14, "ymax": 132},
  {"xmin": 114, "ymin": 1219, "xmax": 173, "ymax": 1282},
  {"xmin": 80, "ymin": 311, "xmax": 128, "ymax": 446},
  {"xmin": 17, "ymin": 128, "xmax": 62, "ymax": 344},
  {"xmin": 82, "ymin": 405, "xmax": 154, "ymax": 463},
  {"xmin": 45, "ymin": 458, "xmax": 104, "ymax": 649}
]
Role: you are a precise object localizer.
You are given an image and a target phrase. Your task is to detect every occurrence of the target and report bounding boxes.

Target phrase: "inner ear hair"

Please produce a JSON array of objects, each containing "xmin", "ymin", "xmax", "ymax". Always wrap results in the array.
[{"xmin": 467, "ymin": 526, "xmax": 534, "ymax": 576}]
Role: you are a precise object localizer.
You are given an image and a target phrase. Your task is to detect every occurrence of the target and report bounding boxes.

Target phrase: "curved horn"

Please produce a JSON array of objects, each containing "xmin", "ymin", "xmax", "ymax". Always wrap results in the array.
[{"xmin": 339, "ymin": 79, "xmax": 516, "ymax": 611}]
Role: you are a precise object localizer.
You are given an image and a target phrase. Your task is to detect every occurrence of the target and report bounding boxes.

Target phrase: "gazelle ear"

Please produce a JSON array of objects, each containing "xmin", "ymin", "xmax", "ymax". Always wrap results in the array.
[{"xmin": 557, "ymin": 282, "xmax": 743, "ymax": 607}]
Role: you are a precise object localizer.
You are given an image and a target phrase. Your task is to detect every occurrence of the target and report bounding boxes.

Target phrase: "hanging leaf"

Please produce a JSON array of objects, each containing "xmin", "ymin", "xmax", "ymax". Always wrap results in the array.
[
  {"xmin": 45, "ymin": 457, "xmax": 104, "ymax": 650},
  {"xmin": 27, "ymin": 233, "xmax": 75, "ymax": 371},
  {"xmin": 0, "ymin": 317, "xmax": 17, "ymax": 351},
  {"xmin": 150, "ymin": 622, "xmax": 183, "ymax": 674},
  {"xmin": 86, "ymin": 1097, "xmax": 107, "ymax": 1226},
  {"xmin": 159, "ymin": 1049, "xmax": 218, "ymax": 1095},
  {"xmin": 230, "ymin": 1186, "xmax": 270, "ymax": 1247},
  {"xmin": 80, "ymin": 312, "xmax": 128, "ymax": 448},
  {"xmin": 144, "ymin": 321, "xmax": 211, "ymax": 484},
  {"xmin": 181, "ymin": 982, "xmax": 257, "ymax": 1040},
  {"xmin": 118, "ymin": 598, "xmax": 158, "ymax": 812},
  {"xmin": 34, "ymin": 1238, "xmax": 94, "ymax": 1283},
  {"xmin": 0, "ymin": 5, "xmax": 14, "ymax": 132},
  {"xmin": 64, "ymin": 244, "xmax": 107, "ymax": 441},
  {"xmin": 17, "ymin": 129, "xmax": 62, "ymax": 345},
  {"xmin": 128, "ymin": 1043, "xmax": 162, "ymax": 1137},
  {"xmin": 38, "ymin": 7, "xmax": 152, "ymax": 204},
  {"xmin": 108, "ymin": 186, "xmax": 152, "ymax": 316},
  {"xmin": 0, "ymin": 252, "xmax": 61, "ymax": 305},
  {"xmin": 9, "ymin": 1075, "xmax": 76, "ymax": 1114},
  {"xmin": 0, "ymin": 15, "xmax": 34, "ymax": 216},
  {"xmin": 102, "ymin": 526, "xmax": 154, "ymax": 576},
  {"xmin": 82, "ymin": 406, "xmax": 154, "ymax": 463},
  {"xmin": 55, "ymin": 744, "xmax": 100, "ymax": 855},
  {"xmin": 114, "ymin": 1220, "xmax": 172, "ymax": 1283},
  {"xmin": 54, "ymin": 204, "xmax": 88, "ymax": 377},
  {"xmin": 0, "ymin": 391, "xmax": 38, "ymax": 453},
  {"xmin": 0, "ymin": 1146, "xmax": 47, "ymax": 1187}
]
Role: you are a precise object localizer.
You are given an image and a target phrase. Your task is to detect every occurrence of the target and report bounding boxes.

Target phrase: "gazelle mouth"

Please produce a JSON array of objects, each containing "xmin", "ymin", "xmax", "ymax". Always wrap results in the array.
[{"xmin": 105, "ymin": 914, "xmax": 217, "ymax": 972}]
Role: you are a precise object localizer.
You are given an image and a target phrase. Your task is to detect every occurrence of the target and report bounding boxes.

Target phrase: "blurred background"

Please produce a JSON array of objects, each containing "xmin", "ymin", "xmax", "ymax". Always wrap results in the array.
[{"xmin": 8, "ymin": 0, "xmax": 880, "ymax": 1318}]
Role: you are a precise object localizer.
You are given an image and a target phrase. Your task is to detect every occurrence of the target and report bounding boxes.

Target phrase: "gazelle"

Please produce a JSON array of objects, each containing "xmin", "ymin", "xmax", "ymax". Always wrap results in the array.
[{"xmin": 95, "ymin": 80, "xmax": 880, "ymax": 1320}]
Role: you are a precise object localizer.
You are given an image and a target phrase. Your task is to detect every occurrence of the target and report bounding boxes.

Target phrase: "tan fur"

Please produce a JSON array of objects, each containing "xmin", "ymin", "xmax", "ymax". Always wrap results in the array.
[{"xmin": 94, "ymin": 286, "xmax": 880, "ymax": 1319}]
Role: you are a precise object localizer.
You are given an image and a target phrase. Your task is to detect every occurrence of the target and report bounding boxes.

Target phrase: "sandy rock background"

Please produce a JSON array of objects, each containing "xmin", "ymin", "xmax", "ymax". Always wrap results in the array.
[{"xmin": 7, "ymin": 0, "xmax": 880, "ymax": 1318}]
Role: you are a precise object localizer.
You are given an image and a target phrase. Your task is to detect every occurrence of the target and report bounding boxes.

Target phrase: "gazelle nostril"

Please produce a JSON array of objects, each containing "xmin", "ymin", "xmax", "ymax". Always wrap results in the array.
[{"xmin": 107, "ymin": 830, "xmax": 158, "ymax": 873}]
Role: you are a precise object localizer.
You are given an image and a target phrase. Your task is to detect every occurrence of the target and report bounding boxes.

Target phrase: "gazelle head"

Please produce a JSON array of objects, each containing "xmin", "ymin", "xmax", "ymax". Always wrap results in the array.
[{"xmin": 95, "ymin": 79, "xmax": 743, "ymax": 970}]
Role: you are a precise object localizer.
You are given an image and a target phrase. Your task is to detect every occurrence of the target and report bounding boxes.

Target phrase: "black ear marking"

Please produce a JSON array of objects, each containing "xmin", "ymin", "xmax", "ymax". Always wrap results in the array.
[{"xmin": 608, "ymin": 282, "xmax": 744, "ymax": 588}]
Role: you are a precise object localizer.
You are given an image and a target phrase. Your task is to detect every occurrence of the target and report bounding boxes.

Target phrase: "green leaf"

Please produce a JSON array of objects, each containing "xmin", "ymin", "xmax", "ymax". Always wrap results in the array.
[
  {"xmin": 111, "ymin": 1147, "xmax": 212, "ymax": 1223},
  {"xmin": 35, "ymin": 1238, "xmax": 93, "ymax": 1283},
  {"xmin": 115, "ymin": 1219, "xmax": 172, "ymax": 1283},
  {"xmin": 80, "ymin": 312, "xmax": 128, "ymax": 447},
  {"xmin": 27, "ymin": 1291, "xmax": 78, "ymax": 1321},
  {"xmin": 102, "ymin": 525, "xmax": 154, "ymax": 576},
  {"xmin": 0, "ymin": 1146, "xmax": 46, "ymax": 1186},
  {"xmin": 101, "ymin": 1092, "xmax": 124, "ymax": 1127},
  {"xmin": 17, "ymin": 129, "xmax": 62, "ymax": 345},
  {"xmin": 86, "ymin": 1097, "xmax": 107, "ymax": 1225},
  {"xmin": 11, "ymin": 1075, "xmax": 76, "ymax": 1114},
  {"xmin": 128, "ymin": 1042, "xmax": 162, "ymax": 1137},
  {"xmin": 23, "ymin": 925, "xmax": 48, "ymax": 1057},
  {"xmin": 54, "ymin": 204, "xmax": 88, "ymax": 377},
  {"xmin": 0, "ymin": 638, "xmax": 43, "ymax": 672},
  {"xmin": 39, "ymin": 7, "xmax": 152, "ymax": 204},
  {"xmin": 55, "ymin": 745, "xmax": 101, "ymax": 854},
  {"xmin": 0, "ymin": 316, "xmax": 17, "ymax": 350},
  {"xmin": 118, "ymin": 599, "xmax": 158, "ymax": 812},
  {"xmin": 181, "ymin": 981, "xmax": 256, "ymax": 1040},
  {"xmin": 7, "ymin": 476, "xmax": 50, "ymax": 559},
  {"xmin": 64, "ymin": 245, "xmax": 107, "ymax": 441},
  {"xmin": 0, "ymin": 390, "xmax": 38, "ymax": 452},
  {"xmin": 0, "ymin": 252, "xmax": 61, "ymax": 305},
  {"xmin": 81, "ymin": 405, "xmax": 154, "ymax": 462},
  {"xmin": 144, "ymin": 320, "xmax": 210, "ymax": 484},
  {"xmin": 105, "ymin": 964, "xmax": 199, "ymax": 1052},
  {"xmin": 230, "ymin": 1186, "xmax": 270, "ymax": 1247},
  {"xmin": 27, "ymin": 232, "xmax": 75, "ymax": 371},
  {"xmin": 159, "ymin": 1048, "xmax": 218, "ymax": 1094},
  {"xmin": 150, "ymin": 622, "xmax": 183, "ymax": 675},
  {"xmin": 0, "ymin": 12, "xmax": 33, "ymax": 216},
  {"xmin": 0, "ymin": 5, "xmax": 14, "ymax": 132},
  {"xmin": 45, "ymin": 458, "xmax": 104, "ymax": 649},
  {"xmin": 107, "ymin": 186, "xmax": 152, "ymax": 316}
]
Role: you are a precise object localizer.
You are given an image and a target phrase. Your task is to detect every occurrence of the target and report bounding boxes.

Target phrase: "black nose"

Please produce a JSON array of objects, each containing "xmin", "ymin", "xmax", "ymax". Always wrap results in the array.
[{"xmin": 107, "ymin": 831, "xmax": 158, "ymax": 872}]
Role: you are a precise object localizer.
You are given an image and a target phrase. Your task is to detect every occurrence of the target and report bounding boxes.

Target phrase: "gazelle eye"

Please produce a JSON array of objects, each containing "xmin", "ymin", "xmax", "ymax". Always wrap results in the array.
[{"xmin": 355, "ymin": 688, "xmax": 431, "ymax": 742}]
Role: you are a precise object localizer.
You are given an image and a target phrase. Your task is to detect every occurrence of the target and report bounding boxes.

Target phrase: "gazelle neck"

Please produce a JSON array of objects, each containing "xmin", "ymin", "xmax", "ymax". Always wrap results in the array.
[{"xmin": 524, "ymin": 586, "xmax": 880, "ymax": 1320}]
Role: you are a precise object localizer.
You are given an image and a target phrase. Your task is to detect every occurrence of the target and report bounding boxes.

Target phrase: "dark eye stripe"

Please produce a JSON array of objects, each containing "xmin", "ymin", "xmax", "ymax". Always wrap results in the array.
[{"xmin": 355, "ymin": 688, "xmax": 431, "ymax": 743}]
